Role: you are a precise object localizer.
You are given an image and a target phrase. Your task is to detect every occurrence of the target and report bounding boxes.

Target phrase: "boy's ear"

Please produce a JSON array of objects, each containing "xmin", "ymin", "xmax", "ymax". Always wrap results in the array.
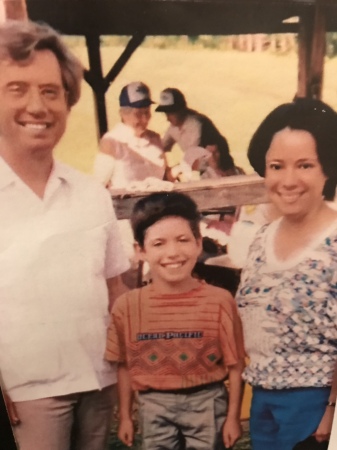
[{"xmin": 134, "ymin": 242, "xmax": 145, "ymax": 260}]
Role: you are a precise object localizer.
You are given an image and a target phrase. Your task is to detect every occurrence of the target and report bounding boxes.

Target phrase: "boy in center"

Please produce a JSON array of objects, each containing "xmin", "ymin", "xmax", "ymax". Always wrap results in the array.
[{"xmin": 105, "ymin": 192, "xmax": 245, "ymax": 449}]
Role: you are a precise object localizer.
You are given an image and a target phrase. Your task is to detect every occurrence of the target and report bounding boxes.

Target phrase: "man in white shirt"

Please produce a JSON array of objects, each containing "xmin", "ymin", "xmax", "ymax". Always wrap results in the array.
[{"xmin": 0, "ymin": 20, "xmax": 129, "ymax": 450}]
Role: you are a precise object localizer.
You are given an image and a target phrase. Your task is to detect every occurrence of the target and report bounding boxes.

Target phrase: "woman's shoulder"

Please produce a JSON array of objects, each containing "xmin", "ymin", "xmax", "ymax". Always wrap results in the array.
[{"xmin": 322, "ymin": 219, "xmax": 337, "ymax": 252}]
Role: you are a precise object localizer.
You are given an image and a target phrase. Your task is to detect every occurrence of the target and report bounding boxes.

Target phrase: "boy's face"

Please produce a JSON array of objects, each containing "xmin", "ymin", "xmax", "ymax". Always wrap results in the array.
[{"xmin": 137, "ymin": 216, "xmax": 202, "ymax": 293}]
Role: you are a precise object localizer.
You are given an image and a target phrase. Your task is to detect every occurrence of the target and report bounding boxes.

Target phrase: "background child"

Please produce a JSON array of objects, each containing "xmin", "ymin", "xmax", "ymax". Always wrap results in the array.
[{"xmin": 105, "ymin": 192, "xmax": 245, "ymax": 450}]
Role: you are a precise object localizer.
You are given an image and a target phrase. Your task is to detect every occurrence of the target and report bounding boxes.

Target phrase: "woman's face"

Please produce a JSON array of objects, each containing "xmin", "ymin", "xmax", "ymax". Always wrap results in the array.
[{"xmin": 265, "ymin": 127, "xmax": 327, "ymax": 220}]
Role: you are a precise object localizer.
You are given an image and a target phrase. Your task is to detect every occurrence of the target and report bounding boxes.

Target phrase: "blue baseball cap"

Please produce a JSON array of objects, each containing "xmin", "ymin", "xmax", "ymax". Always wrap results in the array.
[{"xmin": 119, "ymin": 82, "xmax": 154, "ymax": 108}]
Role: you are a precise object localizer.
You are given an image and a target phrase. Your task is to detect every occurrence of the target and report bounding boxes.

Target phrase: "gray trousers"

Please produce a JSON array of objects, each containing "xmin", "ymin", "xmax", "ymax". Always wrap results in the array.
[{"xmin": 138, "ymin": 383, "xmax": 228, "ymax": 450}]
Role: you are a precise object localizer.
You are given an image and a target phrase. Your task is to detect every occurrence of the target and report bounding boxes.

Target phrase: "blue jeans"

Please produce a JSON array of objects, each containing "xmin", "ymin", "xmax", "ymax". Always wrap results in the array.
[{"xmin": 250, "ymin": 386, "xmax": 330, "ymax": 450}]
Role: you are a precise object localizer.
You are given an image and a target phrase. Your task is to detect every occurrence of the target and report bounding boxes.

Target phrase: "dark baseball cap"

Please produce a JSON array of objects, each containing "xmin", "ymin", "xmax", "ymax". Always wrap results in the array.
[
  {"xmin": 119, "ymin": 82, "xmax": 154, "ymax": 108},
  {"xmin": 155, "ymin": 88, "xmax": 187, "ymax": 113}
]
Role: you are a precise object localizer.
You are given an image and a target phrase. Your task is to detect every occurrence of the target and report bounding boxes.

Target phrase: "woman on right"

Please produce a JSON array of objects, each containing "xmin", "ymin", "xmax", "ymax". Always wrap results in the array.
[{"xmin": 236, "ymin": 98, "xmax": 337, "ymax": 450}]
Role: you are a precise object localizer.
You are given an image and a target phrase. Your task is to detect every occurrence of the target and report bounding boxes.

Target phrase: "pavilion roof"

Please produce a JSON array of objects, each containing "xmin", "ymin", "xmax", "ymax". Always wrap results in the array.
[{"xmin": 26, "ymin": 0, "xmax": 337, "ymax": 36}]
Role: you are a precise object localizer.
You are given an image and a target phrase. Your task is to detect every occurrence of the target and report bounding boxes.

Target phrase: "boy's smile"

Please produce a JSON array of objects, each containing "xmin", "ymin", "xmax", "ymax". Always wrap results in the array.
[{"xmin": 138, "ymin": 216, "xmax": 202, "ymax": 293}]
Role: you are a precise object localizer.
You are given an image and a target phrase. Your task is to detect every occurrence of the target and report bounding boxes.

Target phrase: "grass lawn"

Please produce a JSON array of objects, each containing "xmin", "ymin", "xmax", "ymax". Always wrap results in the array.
[{"xmin": 54, "ymin": 44, "xmax": 337, "ymax": 175}]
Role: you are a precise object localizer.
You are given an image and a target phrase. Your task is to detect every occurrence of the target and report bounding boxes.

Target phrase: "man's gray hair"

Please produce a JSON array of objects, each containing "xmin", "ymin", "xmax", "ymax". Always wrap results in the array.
[{"xmin": 0, "ymin": 20, "xmax": 83, "ymax": 107}]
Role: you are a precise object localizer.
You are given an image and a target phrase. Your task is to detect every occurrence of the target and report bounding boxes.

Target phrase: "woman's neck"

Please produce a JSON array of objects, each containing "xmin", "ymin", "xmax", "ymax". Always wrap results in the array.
[{"xmin": 273, "ymin": 203, "xmax": 337, "ymax": 261}]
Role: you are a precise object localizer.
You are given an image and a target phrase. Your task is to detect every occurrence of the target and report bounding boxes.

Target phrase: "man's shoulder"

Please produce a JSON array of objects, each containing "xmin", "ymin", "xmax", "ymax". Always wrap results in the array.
[
  {"xmin": 102, "ymin": 123, "xmax": 132, "ymax": 143},
  {"xmin": 56, "ymin": 162, "xmax": 110, "ymax": 199},
  {"xmin": 185, "ymin": 109, "xmax": 203, "ymax": 122},
  {"xmin": 143, "ymin": 129, "xmax": 160, "ymax": 140}
]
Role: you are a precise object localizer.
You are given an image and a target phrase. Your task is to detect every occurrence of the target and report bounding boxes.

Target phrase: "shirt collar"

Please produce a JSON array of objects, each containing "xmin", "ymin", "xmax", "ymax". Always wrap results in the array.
[
  {"xmin": 50, "ymin": 161, "xmax": 74, "ymax": 185},
  {"xmin": 0, "ymin": 157, "xmax": 18, "ymax": 190},
  {"xmin": 0, "ymin": 157, "xmax": 72, "ymax": 191}
]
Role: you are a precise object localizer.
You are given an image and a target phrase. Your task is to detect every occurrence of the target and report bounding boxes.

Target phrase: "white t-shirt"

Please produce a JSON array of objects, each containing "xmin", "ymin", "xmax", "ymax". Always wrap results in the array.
[
  {"xmin": 0, "ymin": 158, "xmax": 129, "ymax": 401},
  {"xmin": 93, "ymin": 123, "xmax": 165, "ymax": 189},
  {"xmin": 162, "ymin": 114, "xmax": 201, "ymax": 153}
]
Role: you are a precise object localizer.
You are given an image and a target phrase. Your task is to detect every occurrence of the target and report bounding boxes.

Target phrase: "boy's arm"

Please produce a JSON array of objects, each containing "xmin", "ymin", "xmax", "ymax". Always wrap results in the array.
[
  {"xmin": 222, "ymin": 359, "xmax": 245, "ymax": 449},
  {"xmin": 117, "ymin": 363, "xmax": 134, "ymax": 447},
  {"xmin": 162, "ymin": 128, "xmax": 175, "ymax": 152}
]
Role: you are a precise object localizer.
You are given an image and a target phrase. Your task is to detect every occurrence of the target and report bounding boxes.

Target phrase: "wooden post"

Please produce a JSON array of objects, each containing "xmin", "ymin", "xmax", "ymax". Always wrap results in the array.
[
  {"xmin": 297, "ymin": 1, "xmax": 326, "ymax": 99},
  {"xmin": 84, "ymin": 34, "xmax": 145, "ymax": 139},
  {"xmin": 84, "ymin": 34, "xmax": 108, "ymax": 140},
  {"xmin": 105, "ymin": 34, "xmax": 145, "ymax": 87},
  {"xmin": 0, "ymin": 0, "xmax": 27, "ymax": 21}
]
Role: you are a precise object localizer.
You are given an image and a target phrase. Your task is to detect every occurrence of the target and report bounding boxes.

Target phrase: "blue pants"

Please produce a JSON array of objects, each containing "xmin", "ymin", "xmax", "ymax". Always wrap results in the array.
[{"xmin": 250, "ymin": 386, "xmax": 330, "ymax": 450}]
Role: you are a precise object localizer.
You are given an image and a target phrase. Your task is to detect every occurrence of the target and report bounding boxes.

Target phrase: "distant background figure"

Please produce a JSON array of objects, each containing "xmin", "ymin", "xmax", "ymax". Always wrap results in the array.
[
  {"xmin": 93, "ymin": 82, "xmax": 167, "ymax": 287},
  {"xmin": 201, "ymin": 144, "xmax": 245, "ymax": 180},
  {"xmin": 93, "ymin": 81, "xmax": 165, "ymax": 189},
  {"xmin": 155, "ymin": 87, "xmax": 236, "ymax": 180}
]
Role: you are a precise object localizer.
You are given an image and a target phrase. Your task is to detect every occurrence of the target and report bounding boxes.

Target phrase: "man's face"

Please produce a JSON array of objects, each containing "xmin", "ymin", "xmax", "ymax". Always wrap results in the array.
[
  {"xmin": 0, "ymin": 50, "xmax": 69, "ymax": 160},
  {"xmin": 121, "ymin": 107, "xmax": 151, "ymax": 137}
]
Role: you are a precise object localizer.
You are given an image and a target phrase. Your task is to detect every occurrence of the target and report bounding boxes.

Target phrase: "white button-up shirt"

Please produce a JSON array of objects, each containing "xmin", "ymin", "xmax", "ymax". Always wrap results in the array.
[{"xmin": 0, "ymin": 158, "xmax": 129, "ymax": 401}]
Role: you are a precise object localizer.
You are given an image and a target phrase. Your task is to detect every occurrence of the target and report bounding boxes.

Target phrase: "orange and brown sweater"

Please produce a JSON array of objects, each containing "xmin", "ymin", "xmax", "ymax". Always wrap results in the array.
[{"xmin": 105, "ymin": 282, "xmax": 245, "ymax": 391}]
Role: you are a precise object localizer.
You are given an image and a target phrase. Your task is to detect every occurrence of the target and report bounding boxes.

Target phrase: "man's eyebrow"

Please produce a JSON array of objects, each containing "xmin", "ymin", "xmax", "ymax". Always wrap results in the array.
[
  {"xmin": 5, "ymin": 80, "xmax": 26, "ymax": 86},
  {"xmin": 40, "ymin": 82, "xmax": 63, "ymax": 87}
]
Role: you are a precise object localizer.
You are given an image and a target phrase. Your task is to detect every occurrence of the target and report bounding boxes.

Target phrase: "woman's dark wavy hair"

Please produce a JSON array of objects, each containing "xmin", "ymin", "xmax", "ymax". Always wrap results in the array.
[
  {"xmin": 248, "ymin": 98, "xmax": 337, "ymax": 200},
  {"xmin": 198, "ymin": 115, "xmax": 235, "ymax": 171},
  {"xmin": 131, "ymin": 192, "xmax": 201, "ymax": 248}
]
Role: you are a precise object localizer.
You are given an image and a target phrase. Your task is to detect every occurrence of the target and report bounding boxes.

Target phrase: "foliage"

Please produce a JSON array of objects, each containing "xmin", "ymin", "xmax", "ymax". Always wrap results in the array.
[
  {"xmin": 327, "ymin": 33, "xmax": 337, "ymax": 58},
  {"xmin": 96, "ymin": 34, "xmax": 297, "ymax": 53}
]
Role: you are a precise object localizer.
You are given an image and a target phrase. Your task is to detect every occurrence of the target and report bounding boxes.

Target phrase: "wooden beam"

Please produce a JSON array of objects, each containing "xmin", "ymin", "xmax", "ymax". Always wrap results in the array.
[
  {"xmin": 297, "ymin": 1, "xmax": 326, "ymax": 99},
  {"xmin": 0, "ymin": 0, "xmax": 27, "ymax": 21},
  {"xmin": 309, "ymin": 1, "xmax": 326, "ymax": 99},
  {"xmin": 84, "ymin": 34, "xmax": 145, "ymax": 139},
  {"xmin": 111, "ymin": 175, "xmax": 268, "ymax": 220},
  {"xmin": 84, "ymin": 34, "xmax": 108, "ymax": 138},
  {"xmin": 105, "ymin": 34, "xmax": 145, "ymax": 88}
]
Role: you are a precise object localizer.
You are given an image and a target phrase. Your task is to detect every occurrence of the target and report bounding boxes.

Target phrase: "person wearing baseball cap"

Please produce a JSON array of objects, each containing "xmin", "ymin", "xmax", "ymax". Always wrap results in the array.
[
  {"xmin": 156, "ymin": 87, "xmax": 236, "ymax": 179},
  {"xmin": 93, "ymin": 81, "xmax": 165, "ymax": 189},
  {"xmin": 93, "ymin": 82, "xmax": 166, "ymax": 287}
]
